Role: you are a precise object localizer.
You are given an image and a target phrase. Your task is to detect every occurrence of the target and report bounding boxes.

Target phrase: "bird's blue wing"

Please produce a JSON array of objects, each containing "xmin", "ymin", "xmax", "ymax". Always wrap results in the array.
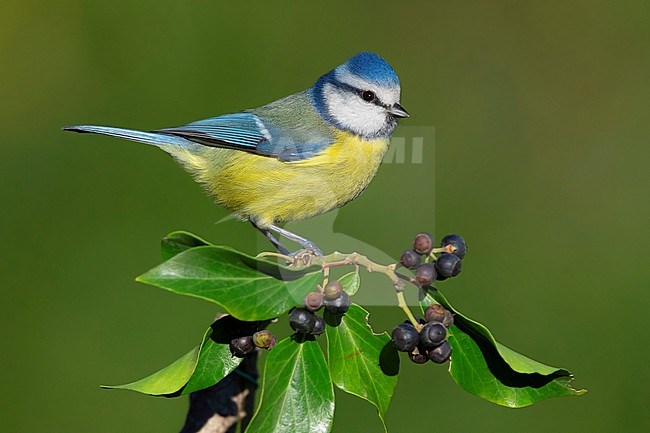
[
  {"xmin": 153, "ymin": 91, "xmax": 335, "ymax": 161},
  {"xmin": 154, "ymin": 112, "xmax": 331, "ymax": 161},
  {"xmin": 154, "ymin": 112, "xmax": 270, "ymax": 154}
]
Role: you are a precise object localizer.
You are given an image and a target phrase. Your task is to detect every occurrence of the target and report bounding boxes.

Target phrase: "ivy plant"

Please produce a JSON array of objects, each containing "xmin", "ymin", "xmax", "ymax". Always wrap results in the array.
[{"xmin": 102, "ymin": 230, "xmax": 585, "ymax": 432}]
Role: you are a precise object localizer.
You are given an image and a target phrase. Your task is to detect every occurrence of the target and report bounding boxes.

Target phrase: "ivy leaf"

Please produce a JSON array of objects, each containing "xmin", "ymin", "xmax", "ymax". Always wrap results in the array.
[
  {"xmin": 326, "ymin": 304, "xmax": 399, "ymax": 432},
  {"xmin": 339, "ymin": 271, "xmax": 360, "ymax": 296},
  {"xmin": 421, "ymin": 289, "xmax": 586, "ymax": 407},
  {"xmin": 137, "ymin": 245, "xmax": 321, "ymax": 321},
  {"xmin": 181, "ymin": 315, "xmax": 265, "ymax": 395},
  {"xmin": 445, "ymin": 328, "xmax": 584, "ymax": 407},
  {"xmin": 246, "ymin": 337, "xmax": 334, "ymax": 433},
  {"xmin": 102, "ymin": 315, "xmax": 267, "ymax": 396},
  {"xmin": 101, "ymin": 328, "xmax": 213, "ymax": 396}
]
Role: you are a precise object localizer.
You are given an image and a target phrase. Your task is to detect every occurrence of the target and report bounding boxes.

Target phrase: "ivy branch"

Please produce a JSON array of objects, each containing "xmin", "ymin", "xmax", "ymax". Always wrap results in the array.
[{"xmin": 258, "ymin": 244, "xmax": 455, "ymax": 331}]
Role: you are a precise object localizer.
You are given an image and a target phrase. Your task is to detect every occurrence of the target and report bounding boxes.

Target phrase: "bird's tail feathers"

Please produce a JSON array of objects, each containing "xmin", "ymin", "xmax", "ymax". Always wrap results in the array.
[{"xmin": 62, "ymin": 125, "xmax": 193, "ymax": 149}]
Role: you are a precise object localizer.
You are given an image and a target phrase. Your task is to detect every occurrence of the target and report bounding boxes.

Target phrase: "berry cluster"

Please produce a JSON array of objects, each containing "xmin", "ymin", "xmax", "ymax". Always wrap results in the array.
[
  {"xmin": 391, "ymin": 304, "xmax": 454, "ymax": 364},
  {"xmin": 290, "ymin": 279, "xmax": 351, "ymax": 335},
  {"xmin": 400, "ymin": 233, "xmax": 467, "ymax": 285},
  {"xmin": 230, "ymin": 330, "xmax": 278, "ymax": 358}
]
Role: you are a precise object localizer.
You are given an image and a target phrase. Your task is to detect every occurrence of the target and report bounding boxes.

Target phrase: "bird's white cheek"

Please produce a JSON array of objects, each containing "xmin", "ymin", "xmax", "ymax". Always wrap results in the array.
[{"xmin": 325, "ymin": 89, "xmax": 386, "ymax": 137}]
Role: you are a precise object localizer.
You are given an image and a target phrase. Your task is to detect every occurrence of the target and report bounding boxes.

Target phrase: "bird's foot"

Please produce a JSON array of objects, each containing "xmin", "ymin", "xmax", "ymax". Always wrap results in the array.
[{"xmin": 287, "ymin": 247, "xmax": 323, "ymax": 267}]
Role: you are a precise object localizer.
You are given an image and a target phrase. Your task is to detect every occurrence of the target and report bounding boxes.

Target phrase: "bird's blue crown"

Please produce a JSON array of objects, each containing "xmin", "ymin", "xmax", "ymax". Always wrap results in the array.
[
  {"xmin": 314, "ymin": 52, "xmax": 400, "ymax": 91},
  {"xmin": 341, "ymin": 52, "xmax": 400, "ymax": 87}
]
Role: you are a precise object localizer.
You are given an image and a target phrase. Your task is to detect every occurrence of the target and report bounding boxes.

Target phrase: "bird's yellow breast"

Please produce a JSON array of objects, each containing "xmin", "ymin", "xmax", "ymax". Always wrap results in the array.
[{"xmin": 181, "ymin": 131, "xmax": 389, "ymax": 227}]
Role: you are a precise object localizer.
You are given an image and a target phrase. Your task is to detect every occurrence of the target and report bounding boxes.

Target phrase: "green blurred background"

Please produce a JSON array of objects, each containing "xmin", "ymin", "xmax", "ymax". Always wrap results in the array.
[{"xmin": 1, "ymin": 1, "xmax": 648, "ymax": 432}]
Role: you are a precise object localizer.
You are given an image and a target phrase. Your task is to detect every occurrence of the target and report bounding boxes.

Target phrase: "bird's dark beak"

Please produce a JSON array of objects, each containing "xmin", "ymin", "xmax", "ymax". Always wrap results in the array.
[{"xmin": 388, "ymin": 103, "xmax": 409, "ymax": 118}]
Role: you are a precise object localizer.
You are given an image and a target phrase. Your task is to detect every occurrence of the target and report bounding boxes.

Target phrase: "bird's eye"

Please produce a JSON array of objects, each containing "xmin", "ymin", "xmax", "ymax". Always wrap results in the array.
[{"xmin": 361, "ymin": 90, "xmax": 376, "ymax": 102}]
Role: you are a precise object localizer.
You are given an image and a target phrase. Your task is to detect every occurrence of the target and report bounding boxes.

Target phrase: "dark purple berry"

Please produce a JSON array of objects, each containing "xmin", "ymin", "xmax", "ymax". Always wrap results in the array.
[
  {"xmin": 420, "ymin": 322, "xmax": 447, "ymax": 347},
  {"xmin": 435, "ymin": 253, "xmax": 462, "ymax": 278},
  {"xmin": 400, "ymin": 249, "xmax": 421, "ymax": 269},
  {"xmin": 312, "ymin": 316, "xmax": 326, "ymax": 335},
  {"xmin": 324, "ymin": 291, "xmax": 350, "ymax": 315},
  {"xmin": 415, "ymin": 263, "xmax": 437, "ymax": 286},
  {"xmin": 323, "ymin": 280, "xmax": 343, "ymax": 300},
  {"xmin": 409, "ymin": 350, "xmax": 429, "ymax": 364},
  {"xmin": 304, "ymin": 291, "xmax": 324, "ymax": 312},
  {"xmin": 428, "ymin": 341, "xmax": 452, "ymax": 363},
  {"xmin": 442, "ymin": 310, "xmax": 454, "ymax": 328},
  {"xmin": 230, "ymin": 336, "xmax": 255, "ymax": 357},
  {"xmin": 391, "ymin": 323, "xmax": 420, "ymax": 352},
  {"xmin": 441, "ymin": 234, "xmax": 467, "ymax": 259},
  {"xmin": 413, "ymin": 232, "xmax": 435, "ymax": 255},
  {"xmin": 289, "ymin": 308, "xmax": 316, "ymax": 334},
  {"xmin": 424, "ymin": 304, "xmax": 446, "ymax": 323},
  {"xmin": 252, "ymin": 330, "xmax": 277, "ymax": 350}
]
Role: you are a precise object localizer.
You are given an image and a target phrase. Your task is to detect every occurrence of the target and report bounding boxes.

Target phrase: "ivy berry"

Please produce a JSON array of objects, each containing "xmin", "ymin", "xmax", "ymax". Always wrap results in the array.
[
  {"xmin": 440, "ymin": 234, "xmax": 467, "ymax": 259},
  {"xmin": 420, "ymin": 322, "xmax": 447, "ymax": 347},
  {"xmin": 322, "ymin": 279, "xmax": 350, "ymax": 315},
  {"xmin": 304, "ymin": 291, "xmax": 324, "ymax": 312},
  {"xmin": 324, "ymin": 291, "xmax": 350, "ymax": 315},
  {"xmin": 425, "ymin": 304, "xmax": 446, "ymax": 323},
  {"xmin": 289, "ymin": 308, "xmax": 317, "ymax": 334},
  {"xmin": 413, "ymin": 232, "xmax": 435, "ymax": 255},
  {"xmin": 323, "ymin": 280, "xmax": 343, "ymax": 300},
  {"xmin": 435, "ymin": 253, "xmax": 462, "ymax": 278},
  {"xmin": 400, "ymin": 249, "xmax": 421, "ymax": 269},
  {"xmin": 427, "ymin": 341, "xmax": 452, "ymax": 364},
  {"xmin": 415, "ymin": 263, "xmax": 437, "ymax": 286},
  {"xmin": 230, "ymin": 336, "xmax": 255, "ymax": 358},
  {"xmin": 392, "ymin": 323, "xmax": 420, "ymax": 352},
  {"xmin": 253, "ymin": 330, "xmax": 277, "ymax": 350}
]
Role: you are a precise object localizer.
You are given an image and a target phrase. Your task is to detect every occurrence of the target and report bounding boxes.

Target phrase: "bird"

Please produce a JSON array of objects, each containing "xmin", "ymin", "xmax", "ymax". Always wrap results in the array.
[{"xmin": 64, "ymin": 52, "xmax": 409, "ymax": 256}]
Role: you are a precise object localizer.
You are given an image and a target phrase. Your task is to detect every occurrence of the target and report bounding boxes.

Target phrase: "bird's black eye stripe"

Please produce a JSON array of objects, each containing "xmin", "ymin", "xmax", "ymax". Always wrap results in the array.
[{"xmin": 331, "ymin": 79, "xmax": 385, "ymax": 106}]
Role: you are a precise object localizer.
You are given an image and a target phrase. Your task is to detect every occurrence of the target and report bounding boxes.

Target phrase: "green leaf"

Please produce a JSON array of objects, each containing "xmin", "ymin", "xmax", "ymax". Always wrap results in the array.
[
  {"xmin": 137, "ymin": 245, "xmax": 322, "ymax": 321},
  {"xmin": 161, "ymin": 230, "xmax": 211, "ymax": 260},
  {"xmin": 326, "ymin": 304, "xmax": 399, "ymax": 432},
  {"xmin": 102, "ymin": 315, "xmax": 267, "ymax": 396},
  {"xmin": 101, "ymin": 327, "xmax": 212, "ymax": 395},
  {"xmin": 246, "ymin": 337, "xmax": 334, "ymax": 433},
  {"xmin": 339, "ymin": 271, "xmax": 360, "ymax": 296},
  {"xmin": 446, "ymin": 327, "xmax": 584, "ymax": 407},
  {"xmin": 181, "ymin": 315, "xmax": 265, "ymax": 395},
  {"xmin": 421, "ymin": 289, "xmax": 586, "ymax": 407}
]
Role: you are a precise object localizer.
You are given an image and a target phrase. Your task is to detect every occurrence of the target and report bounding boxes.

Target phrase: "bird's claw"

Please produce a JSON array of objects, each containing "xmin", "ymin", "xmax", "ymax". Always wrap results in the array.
[{"xmin": 287, "ymin": 247, "xmax": 323, "ymax": 267}]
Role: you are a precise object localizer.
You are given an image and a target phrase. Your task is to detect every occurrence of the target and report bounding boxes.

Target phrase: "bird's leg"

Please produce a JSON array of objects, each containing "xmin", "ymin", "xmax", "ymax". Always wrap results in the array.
[
  {"xmin": 268, "ymin": 224, "xmax": 323, "ymax": 256},
  {"xmin": 251, "ymin": 222, "xmax": 291, "ymax": 256}
]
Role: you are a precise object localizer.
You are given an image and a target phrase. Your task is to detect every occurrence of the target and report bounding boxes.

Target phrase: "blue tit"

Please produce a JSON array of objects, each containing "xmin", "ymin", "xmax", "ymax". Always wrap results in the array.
[{"xmin": 64, "ymin": 52, "xmax": 409, "ymax": 255}]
